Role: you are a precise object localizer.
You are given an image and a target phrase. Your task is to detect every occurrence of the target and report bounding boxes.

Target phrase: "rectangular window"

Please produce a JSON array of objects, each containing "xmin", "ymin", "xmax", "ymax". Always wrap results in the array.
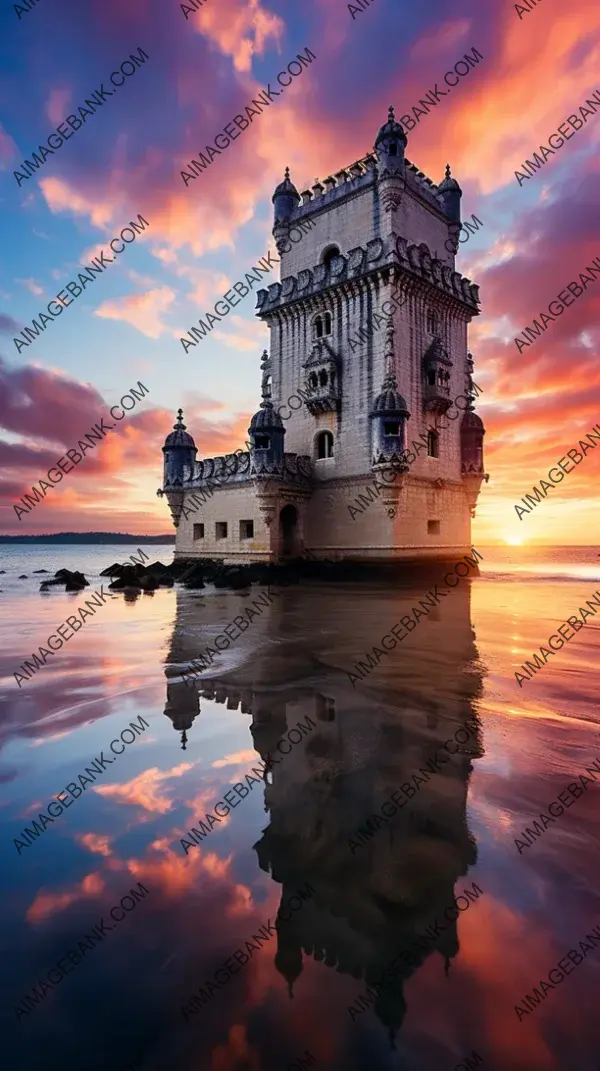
[
  {"xmin": 428, "ymin": 520, "xmax": 440, "ymax": 535},
  {"xmin": 254, "ymin": 434, "xmax": 270, "ymax": 449},
  {"xmin": 383, "ymin": 421, "xmax": 400, "ymax": 436},
  {"xmin": 215, "ymin": 522, "xmax": 228, "ymax": 540},
  {"xmin": 193, "ymin": 523, "xmax": 204, "ymax": 540},
  {"xmin": 239, "ymin": 520, "xmax": 254, "ymax": 540}
]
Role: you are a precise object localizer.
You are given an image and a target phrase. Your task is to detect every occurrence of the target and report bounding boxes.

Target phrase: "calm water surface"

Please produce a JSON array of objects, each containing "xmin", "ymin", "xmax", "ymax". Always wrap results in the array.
[{"xmin": 1, "ymin": 544, "xmax": 599, "ymax": 1071}]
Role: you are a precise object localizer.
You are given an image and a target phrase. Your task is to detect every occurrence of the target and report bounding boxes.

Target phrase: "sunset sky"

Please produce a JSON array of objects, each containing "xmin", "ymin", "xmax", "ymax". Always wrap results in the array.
[{"xmin": 1, "ymin": 0, "xmax": 599, "ymax": 544}]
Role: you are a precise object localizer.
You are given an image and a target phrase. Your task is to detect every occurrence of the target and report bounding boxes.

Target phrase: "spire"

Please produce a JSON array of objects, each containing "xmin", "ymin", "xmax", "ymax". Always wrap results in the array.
[
  {"xmin": 259, "ymin": 349, "xmax": 273, "ymax": 410},
  {"xmin": 382, "ymin": 319, "xmax": 398, "ymax": 390},
  {"xmin": 175, "ymin": 408, "xmax": 186, "ymax": 430},
  {"xmin": 388, "ymin": 105, "xmax": 395, "ymax": 122},
  {"xmin": 284, "ymin": 165, "xmax": 290, "ymax": 180},
  {"xmin": 181, "ymin": 729, "xmax": 188, "ymax": 751},
  {"xmin": 445, "ymin": 163, "xmax": 451, "ymax": 180}
]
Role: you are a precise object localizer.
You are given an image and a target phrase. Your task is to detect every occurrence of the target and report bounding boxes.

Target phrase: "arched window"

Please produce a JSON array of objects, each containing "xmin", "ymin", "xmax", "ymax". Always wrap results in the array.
[
  {"xmin": 323, "ymin": 312, "xmax": 332, "ymax": 335},
  {"xmin": 309, "ymin": 371, "xmax": 318, "ymax": 389},
  {"xmin": 265, "ymin": 374, "xmax": 272, "ymax": 399},
  {"xmin": 319, "ymin": 369, "xmax": 328, "ymax": 387},
  {"xmin": 426, "ymin": 310, "xmax": 439, "ymax": 334},
  {"xmin": 322, "ymin": 245, "xmax": 340, "ymax": 271},
  {"xmin": 316, "ymin": 430, "xmax": 334, "ymax": 459},
  {"xmin": 427, "ymin": 368, "xmax": 436, "ymax": 386},
  {"xmin": 427, "ymin": 430, "xmax": 439, "ymax": 458},
  {"xmin": 313, "ymin": 316, "xmax": 323, "ymax": 339}
]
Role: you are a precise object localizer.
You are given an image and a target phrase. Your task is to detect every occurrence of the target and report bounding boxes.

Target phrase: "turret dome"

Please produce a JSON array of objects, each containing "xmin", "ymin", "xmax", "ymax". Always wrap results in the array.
[
  {"xmin": 374, "ymin": 105, "xmax": 407, "ymax": 150},
  {"xmin": 163, "ymin": 409, "xmax": 196, "ymax": 450},
  {"xmin": 249, "ymin": 400, "xmax": 284, "ymax": 431}
]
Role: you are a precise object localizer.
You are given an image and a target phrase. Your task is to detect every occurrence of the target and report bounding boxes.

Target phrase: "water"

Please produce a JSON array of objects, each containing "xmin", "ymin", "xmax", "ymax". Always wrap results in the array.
[{"xmin": 1, "ymin": 544, "xmax": 599, "ymax": 1071}]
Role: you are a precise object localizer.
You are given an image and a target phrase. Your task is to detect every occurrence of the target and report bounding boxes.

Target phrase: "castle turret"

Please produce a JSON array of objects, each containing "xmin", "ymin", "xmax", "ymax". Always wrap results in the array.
[
  {"xmin": 375, "ymin": 105, "xmax": 407, "ymax": 219},
  {"xmin": 272, "ymin": 166, "xmax": 301, "ymax": 254},
  {"xmin": 437, "ymin": 163, "xmax": 462, "ymax": 224},
  {"xmin": 161, "ymin": 409, "xmax": 197, "ymax": 528},
  {"xmin": 374, "ymin": 104, "xmax": 407, "ymax": 174}
]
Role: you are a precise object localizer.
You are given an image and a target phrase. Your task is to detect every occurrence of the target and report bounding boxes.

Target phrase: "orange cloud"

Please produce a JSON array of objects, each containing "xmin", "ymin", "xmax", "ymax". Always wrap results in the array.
[
  {"xmin": 212, "ymin": 750, "xmax": 258, "ymax": 768},
  {"xmin": 26, "ymin": 871, "xmax": 105, "ymax": 924},
  {"xmin": 93, "ymin": 762, "xmax": 195, "ymax": 815},
  {"xmin": 76, "ymin": 832, "xmax": 113, "ymax": 856}
]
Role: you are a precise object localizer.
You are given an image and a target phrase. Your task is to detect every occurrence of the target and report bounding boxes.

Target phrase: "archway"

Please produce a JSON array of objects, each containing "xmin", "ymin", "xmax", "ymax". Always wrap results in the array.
[{"xmin": 279, "ymin": 504, "xmax": 300, "ymax": 558}]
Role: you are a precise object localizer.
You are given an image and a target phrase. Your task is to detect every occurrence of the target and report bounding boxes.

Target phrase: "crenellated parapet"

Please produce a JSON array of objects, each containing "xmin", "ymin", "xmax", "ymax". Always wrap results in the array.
[{"xmin": 256, "ymin": 232, "xmax": 480, "ymax": 319}]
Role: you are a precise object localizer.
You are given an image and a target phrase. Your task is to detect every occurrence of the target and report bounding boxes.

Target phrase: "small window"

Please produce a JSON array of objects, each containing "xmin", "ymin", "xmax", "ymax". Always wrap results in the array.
[
  {"xmin": 215, "ymin": 522, "xmax": 228, "ymax": 540},
  {"xmin": 389, "ymin": 143, "xmax": 397, "ymax": 156},
  {"xmin": 322, "ymin": 246, "xmax": 340, "ymax": 270},
  {"xmin": 254, "ymin": 434, "xmax": 270, "ymax": 449},
  {"xmin": 265, "ymin": 374, "xmax": 272, "ymax": 399},
  {"xmin": 314, "ymin": 316, "xmax": 323, "ymax": 339},
  {"xmin": 428, "ymin": 520, "xmax": 440, "ymax": 535},
  {"xmin": 319, "ymin": 369, "xmax": 328, "ymax": 387},
  {"xmin": 426, "ymin": 310, "xmax": 439, "ymax": 334},
  {"xmin": 193, "ymin": 523, "xmax": 204, "ymax": 540},
  {"xmin": 309, "ymin": 372, "xmax": 318, "ymax": 389},
  {"xmin": 324, "ymin": 312, "xmax": 332, "ymax": 335},
  {"xmin": 427, "ymin": 369, "xmax": 436, "ymax": 386},
  {"xmin": 240, "ymin": 520, "xmax": 254, "ymax": 540},
  {"xmin": 427, "ymin": 430, "xmax": 439, "ymax": 458},
  {"xmin": 383, "ymin": 420, "xmax": 400, "ymax": 436},
  {"xmin": 316, "ymin": 430, "xmax": 334, "ymax": 460}
]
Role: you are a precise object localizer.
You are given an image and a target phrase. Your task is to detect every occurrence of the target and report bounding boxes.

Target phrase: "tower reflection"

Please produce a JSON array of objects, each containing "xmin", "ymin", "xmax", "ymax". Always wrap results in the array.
[{"xmin": 163, "ymin": 575, "xmax": 484, "ymax": 1048}]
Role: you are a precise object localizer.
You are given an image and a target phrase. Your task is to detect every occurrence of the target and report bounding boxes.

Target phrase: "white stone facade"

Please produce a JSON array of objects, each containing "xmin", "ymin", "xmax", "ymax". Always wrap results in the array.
[{"xmin": 160, "ymin": 109, "xmax": 487, "ymax": 562}]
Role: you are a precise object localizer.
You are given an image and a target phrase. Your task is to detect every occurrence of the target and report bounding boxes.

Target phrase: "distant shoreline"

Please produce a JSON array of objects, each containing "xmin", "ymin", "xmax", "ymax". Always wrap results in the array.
[{"xmin": 0, "ymin": 533, "xmax": 175, "ymax": 545}]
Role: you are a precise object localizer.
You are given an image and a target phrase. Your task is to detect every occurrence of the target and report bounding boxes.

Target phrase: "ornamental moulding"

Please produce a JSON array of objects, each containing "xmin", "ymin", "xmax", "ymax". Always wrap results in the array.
[{"xmin": 256, "ymin": 236, "xmax": 479, "ymax": 317}]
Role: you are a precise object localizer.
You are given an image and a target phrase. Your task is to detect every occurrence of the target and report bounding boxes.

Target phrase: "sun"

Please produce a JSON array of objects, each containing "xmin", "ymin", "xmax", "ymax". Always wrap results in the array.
[{"xmin": 504, "ymin": 535, "xmax": 524, "ymax": 546}]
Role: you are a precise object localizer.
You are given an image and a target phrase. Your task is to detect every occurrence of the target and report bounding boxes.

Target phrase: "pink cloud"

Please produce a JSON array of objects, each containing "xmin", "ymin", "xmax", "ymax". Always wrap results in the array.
[{"xmin": 94, "ymin": 287, "xmax": 176, "ymax": 338}]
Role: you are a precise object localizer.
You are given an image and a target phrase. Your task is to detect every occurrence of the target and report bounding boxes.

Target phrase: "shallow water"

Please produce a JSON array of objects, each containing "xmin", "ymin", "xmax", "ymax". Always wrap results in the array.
[{"xmin": 1, "ymin": 544, "xmax": 599, "ymax": 1071}]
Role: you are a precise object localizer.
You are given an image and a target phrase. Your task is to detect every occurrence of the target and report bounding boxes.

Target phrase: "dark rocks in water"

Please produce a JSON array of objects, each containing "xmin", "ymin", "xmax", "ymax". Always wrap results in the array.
[
  {"xmin": 213, "ymin": 568, "xmax": 250, "ymax": 590},
  {"xmin": 100, "ymin": 562, "xmax": 147, "ymax": 579},
  {"xmin": 53, "ymin": 568, "xmax": 89, "ymax": 586},
  {"xmin": 157, "ymin": 575, "xmax": 174, "ymax": 587},
  {"xmin": 139, "ymin": 574, "xmax": 159, "ymax": 592},
  {"xmin": 18, "ymin": 574, "xmax": 28, "ymax": 579},
  {"xmin": 33, "ymin": 569, "xmax": 49, "ymax": 573},
  {"xmin": 0, "ymin": 570, "xmax": 5, "ymax": 574},
  {"xmin": 182, "ymin": 565, "xmax": 205, "ymax": 590},
  {"xmin": 65, "ymin": 575, "xmax": 87, "ymax": 592},
  {"xmin": 145, "ymin": 560, "xmax": 170, "ymax": 576},
  {"xmin": 100, "ymin": 562, "xmax": 124, "ymax": 577}
]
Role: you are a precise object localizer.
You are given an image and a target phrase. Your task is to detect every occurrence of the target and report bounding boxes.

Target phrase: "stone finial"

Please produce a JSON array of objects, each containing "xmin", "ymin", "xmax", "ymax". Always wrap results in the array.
[
  {"xmin": 174, "ymin": 408, "xmax": 186, "ymax": 430},
  {"xmin": 388, "ymin": 105, "xmax": 395, "ymax": 121}
]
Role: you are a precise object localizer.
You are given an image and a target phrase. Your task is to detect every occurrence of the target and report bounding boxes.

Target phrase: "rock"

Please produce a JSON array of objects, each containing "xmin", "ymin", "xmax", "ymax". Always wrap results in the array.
[
  {"xmin": 40, "ymin": 578, "xmax": 66, "ymax": 590},
  {"xmin": 213, "ymin": 567, "xmax": 251, "ymax": 590},
  {"xmin": 18, "ymin": 574, "xmax": 28, "ymax": 579},
  {"xmin": 65, "ymin": 577, "xmax": 87, "ymax": 592},
  {"xmin": 145, "ymin": 560, "xmax": 169, "ymax": 576},
  {"xmin": 139, "ymin": 574, "xmax": 159, "ymax": 591},
  {"xmin": 0, "ymin": 570, "xmax": 5, "ymax": 574},
  {"xmin": 52, "ymin": 568, "xmax": 89, "ymax": 586},
  {"xmin": 33, "ymin": 569, "xmax": 49, "ymax": 573},
  {"xmin": 99, "ymin": 563, "xmax": 124, "ymax": 577},
  {"xmin": 157, "ymin": 575, "xmax": 174, "ymax": 587},
  {"xmin": 182, "ymin": 565, "xmax": 205, "ymax": 590}
]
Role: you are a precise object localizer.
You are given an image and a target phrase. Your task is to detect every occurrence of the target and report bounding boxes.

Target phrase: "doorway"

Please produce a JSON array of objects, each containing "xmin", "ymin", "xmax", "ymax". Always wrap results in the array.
[{"xmin": 279, "ymin": 504, "xmax": 300, "ymax": 558}]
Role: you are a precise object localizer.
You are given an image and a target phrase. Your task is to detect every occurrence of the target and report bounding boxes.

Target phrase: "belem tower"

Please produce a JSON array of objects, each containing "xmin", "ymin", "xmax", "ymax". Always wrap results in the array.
[{"xmin": 158, "ymin": 107, "xmax": 487, "ymax": 563}]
